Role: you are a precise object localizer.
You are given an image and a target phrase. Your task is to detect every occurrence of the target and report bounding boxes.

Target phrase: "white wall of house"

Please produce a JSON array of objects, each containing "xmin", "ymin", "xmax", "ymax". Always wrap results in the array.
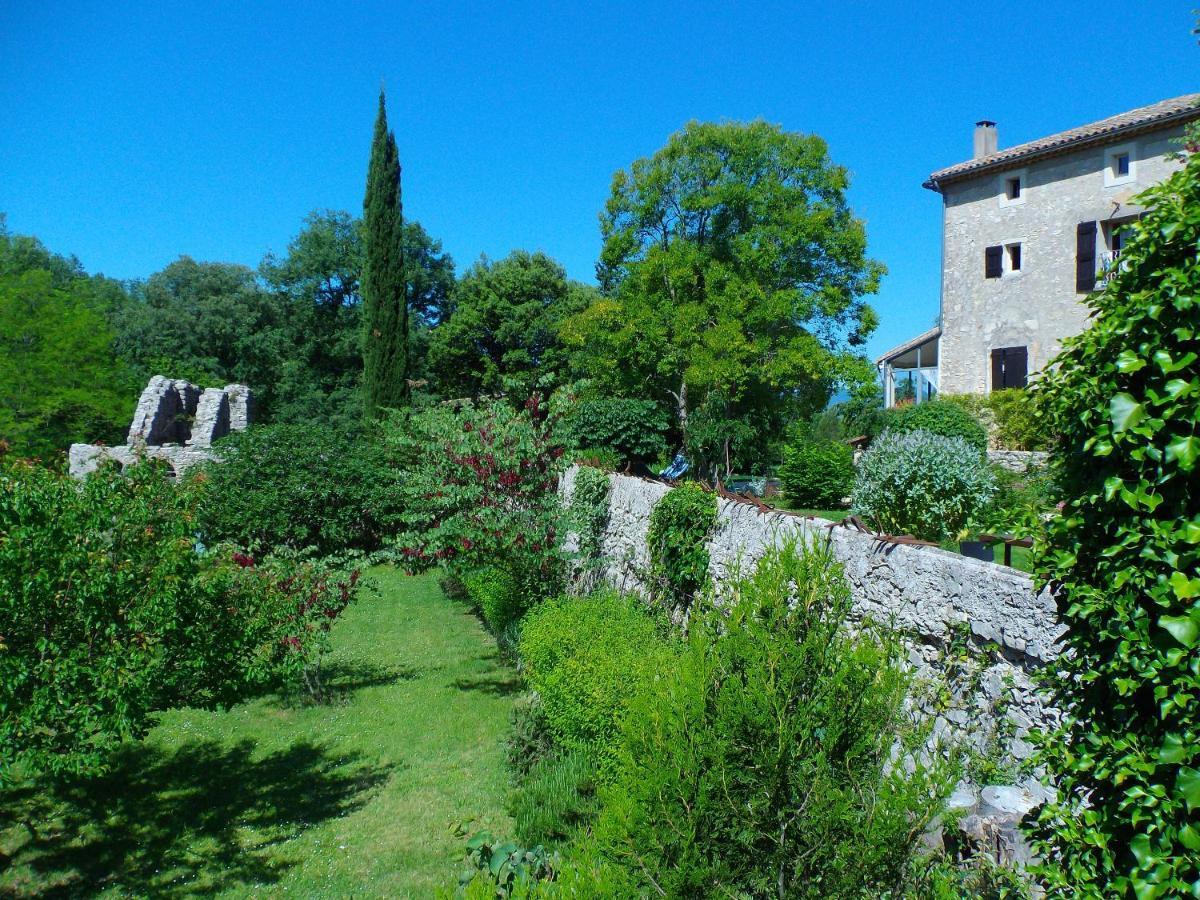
[{"xmin": 937, "ymin": 126, "xmax": 1188, "ymax": 396}]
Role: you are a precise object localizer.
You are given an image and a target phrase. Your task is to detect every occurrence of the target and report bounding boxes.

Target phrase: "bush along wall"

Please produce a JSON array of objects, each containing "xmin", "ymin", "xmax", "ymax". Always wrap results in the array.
[
  {"xmin": 565, "ymin": 464, "xmax": 611, "ymax": 586},
  {"xmin": 646, "ymin": 481, "xmax": 717, "ymax": 611},
  {"xmin": 778, "ymin": 439, "xmax": 854, "ymax": 508}
]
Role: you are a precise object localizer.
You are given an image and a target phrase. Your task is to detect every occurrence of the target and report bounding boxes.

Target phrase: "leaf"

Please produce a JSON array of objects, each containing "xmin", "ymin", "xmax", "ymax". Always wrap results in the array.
[
  {"xmin": 1181, "ymin": 824, "xmax": 1200, "ymax": 852},
  {"xmin": 1130, "ymin": 832, "xmax": 1154, "ymax": 866},
  {"xmin": 1179, "ymin": 767, "xmax": 1200, "ymax": 811},
  {"xmin": 1166, "ymin": 435, "xmax": 1200, "ymax": 471},
  {"xmin": 1160, "ymin": 732, "xmax": 1188, "ymax": 765},
  {"xmin": 1159, "ymin": 615, "xmax": 1199, "ymax": 648},
  {"xmin": 1170, "ymin": 571, "xmax": 1200, "ymax": 600},
  {"xmin": 1117, "ymin": 350, "xmax": 1147, "ymax": 374},
  {"xmin": 1110, "ymin": 393, "xmax": 1146, "ymax": 432}
]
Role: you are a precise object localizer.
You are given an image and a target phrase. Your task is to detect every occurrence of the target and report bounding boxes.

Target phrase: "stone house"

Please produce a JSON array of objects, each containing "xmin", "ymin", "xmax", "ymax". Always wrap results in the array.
[{"xmin": 878, "ymin": 93, "xmax": 1200, "ymax": 406}]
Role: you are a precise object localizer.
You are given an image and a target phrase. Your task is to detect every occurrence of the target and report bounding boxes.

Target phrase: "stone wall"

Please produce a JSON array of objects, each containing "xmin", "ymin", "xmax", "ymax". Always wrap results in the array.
[
  {"xmin": 70, "ymin": 376, "xmax": 254, "ymax": 478},
  {"xmin": 562, "ymin": 466, "xmax": 1066, "ymax": 860},
  {"xmin": 987, "ymin": 449, "xmax": 1049, "ymax": 473}
]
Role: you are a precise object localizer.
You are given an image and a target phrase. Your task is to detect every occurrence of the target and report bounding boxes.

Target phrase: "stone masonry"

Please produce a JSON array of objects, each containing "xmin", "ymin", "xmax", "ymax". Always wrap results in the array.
[
  {"xmin": 69, "ymin": 376, "xmax": 254, "ymax": 478},
  {"xmin": 561, "ymin": 466, "xmax": 1067, "ymax": 864}
]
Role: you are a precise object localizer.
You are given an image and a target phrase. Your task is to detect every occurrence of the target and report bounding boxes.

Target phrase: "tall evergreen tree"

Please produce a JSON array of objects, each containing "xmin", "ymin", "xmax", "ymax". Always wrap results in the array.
[{"xmin": 361, "ymin": 90, "xmax": 408, "ymax": 418}]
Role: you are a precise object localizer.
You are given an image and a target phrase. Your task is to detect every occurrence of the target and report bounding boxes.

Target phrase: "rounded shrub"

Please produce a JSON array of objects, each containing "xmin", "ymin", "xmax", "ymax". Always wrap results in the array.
[
  {"xmin": 885, "ymin": 399, "xmax": 988, "ymax": 455},
  {"xmin": 777, "ymin": 440, "xmax": 854, "ymax": 508},
  {"xmin": 192, "ymin": 424, "xmax": 403, "ymax": 556},
  {"xmin": 852, "ymin": 429, "xmax": 996, "ymax": 542},
  {"xmin": 519, "ymin": 591, "xmax": 675, "ymax": 768},
  {"xmin": 986, "ymin": 388, "xmax": 1046, "ymax": 451},
  {"xmin": 564, "ymin": 398, "xmax": 668, "ymax": 466}
]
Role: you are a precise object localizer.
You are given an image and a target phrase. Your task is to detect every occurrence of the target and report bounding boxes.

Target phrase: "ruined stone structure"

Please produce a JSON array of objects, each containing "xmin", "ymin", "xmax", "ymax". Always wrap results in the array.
[
  {"xmin": 561, "ymin": 466, "xmax": 1066, "ymax": 863},
  {"xmin": 69, "ymin": 376, "xmax": 254, "ymax": 478}
]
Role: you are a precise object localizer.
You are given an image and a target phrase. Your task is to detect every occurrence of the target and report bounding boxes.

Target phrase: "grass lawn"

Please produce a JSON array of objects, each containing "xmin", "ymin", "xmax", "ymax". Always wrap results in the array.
[
  {"xmin": 0, "ymin": 567, "xmax": 518, "ymax": 897},
  {"xmin": 768, "ymin": 501, "xmax": 850, "ymax": 522}
]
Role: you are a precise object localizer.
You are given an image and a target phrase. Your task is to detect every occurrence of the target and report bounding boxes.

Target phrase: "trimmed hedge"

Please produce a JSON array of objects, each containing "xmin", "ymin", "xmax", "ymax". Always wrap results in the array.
[
  {"xmin": 885, "ymin": 400, "xmax": 988, "ymax": 454},
  {"xmin": 778, "ymin": 440, "xmax": 854, "ymax": 508}
]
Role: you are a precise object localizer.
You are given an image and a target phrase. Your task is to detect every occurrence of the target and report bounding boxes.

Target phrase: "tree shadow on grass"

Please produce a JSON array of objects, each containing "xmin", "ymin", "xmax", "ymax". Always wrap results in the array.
[
  {"xmin": 0, "ymin": 738, "xmax": 393, "ymax": 897},
  {"xmin": 449, "ymin": 652, "xmax": 522, "ymax": 697},
  {"xmin": 272, "ymin": 657, "xmax": 420, "ymax": 709}
]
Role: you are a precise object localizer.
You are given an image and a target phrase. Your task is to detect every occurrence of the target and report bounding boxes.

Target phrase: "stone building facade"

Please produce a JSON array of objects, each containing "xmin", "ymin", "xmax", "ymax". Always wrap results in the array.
[{"xmin": 879, "ymin": 94, "xmax": 1199, "ymax": 404}]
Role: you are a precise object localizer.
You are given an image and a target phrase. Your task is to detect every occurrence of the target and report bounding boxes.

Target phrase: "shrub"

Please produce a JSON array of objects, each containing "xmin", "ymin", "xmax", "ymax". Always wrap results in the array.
[
  {"xmin": 853, "ymin": 429, "xmax": 996, "ymax": 541},
  {"xmin": 390, "ymin": 398, "xmax": 565, "ymax": 605},
  {"xmin": 777, "ymin": 439, "xmax": 855, "ymax": 508},
  {"xmin": 594, "ymin": 538, "xmax": 956, "ymax": 897},
  {"xmin": 192, "ymin": 423, "xmax": 403, "ymax": 556},
  {"xmin": 1025, "ymin": 130, "xmax": 1200, "ymax": 897},
  {"xmin": 564, "ymin": 398, "xmax": 668, "ymax": 466},
  {"xmin": 507, "ymin": 694, "xmax": 556, "ymax": 780},
  {"xmin": 986, "ymin": 388, "xmax": 1046, "ymax": 451},
  {"xmin": 518, "ymin": 591, "xmax": 675, "ymax": 768},
  {"xmin": 886, "ymin": 399, "xmax": 988, "ymax": 454},
  {"xmin": 510, "ymin": 749, "xmax": 598, "ymax": 846},
  {"xmin": 646, "ymin": 481, "xmax": 717, "ymax": 606},
  {"xmin": 572, "ymin": 446, "xmax": 619, "ymax": 471},
  {"xmin": 462, "ymin": 565, "xmax": 524, "ymax": 636},
  {"xmin": 0, "ymin": 456, "xmax": 360, "ymax": 781}
]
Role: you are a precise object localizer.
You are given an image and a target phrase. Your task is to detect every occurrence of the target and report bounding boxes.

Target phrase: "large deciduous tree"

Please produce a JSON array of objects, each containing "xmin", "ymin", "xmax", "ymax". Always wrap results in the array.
[
  {"xmin": 361, "ymin": 91, "xmax": 408, "ymax": 418},
  {"xmin": 562, "ymin": 120, "xmax": 882, "ymax": 476},
  {"xmin": 428, "ymin": 250, "xmax": 594, "ymax": 400}
]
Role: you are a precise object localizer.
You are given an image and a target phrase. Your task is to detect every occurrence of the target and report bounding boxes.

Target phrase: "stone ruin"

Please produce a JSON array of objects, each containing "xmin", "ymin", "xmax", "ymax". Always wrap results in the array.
[{"xmin": 69, "ymin": 376, "xmax": 254, "ymax": 479}]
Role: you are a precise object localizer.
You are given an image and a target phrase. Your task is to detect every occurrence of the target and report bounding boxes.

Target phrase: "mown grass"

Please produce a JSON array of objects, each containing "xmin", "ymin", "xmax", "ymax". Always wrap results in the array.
[{"xmin": 0, "ymin": 567, "xmax": 517, "ymax": 897}]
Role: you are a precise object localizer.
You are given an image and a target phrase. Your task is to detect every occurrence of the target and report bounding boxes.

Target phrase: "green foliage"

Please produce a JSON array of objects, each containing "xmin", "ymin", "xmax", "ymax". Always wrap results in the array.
[
  {"xmin": 458, "ymin": 831, "xmax": 558, "ymax": 897},
  {"xmin": 906, "ymin": 851, "xmax": 1033, "ymax": 899},
  {"xmin": 647, "ymin": 481, "xmax": 717, "ymax": 605},
  {"xmin": 778, "ymin": 439, "xmax": 855, "ymax": 508},
  {"xmin": 565, "ymin": 465, "xmax": 610, "ymax": 577},
  {"xmin": 390, "ymin": 399, "xmax": 565, "ymax": 604},
  {"xmin": 983, "ymin": 463, "xmax": 1056, "ymax": 537},
  {"xmin": 562, "ymin": 397, "xmax": 668, "ymax": 466},
  {"xmin": 361, "ymin": 91, "xmax": 409, "ymax": 418},
  {"xmin": 0, "ymin": 456, "xmax": 360, "ymax": 781},
  {"xmin": 1025, "ymin": 131, "xmax": 1200, "ymax": 897},
  {"xmin": 518, "ymin": 591, "xmax": 675, "ymax": 768},
  {"xmin": 510, "ymin": 749, "xmax": 598, "ymax": 846},
  {"xmin": 506, "ymin": 694, "xmax": 556, "ymax": 780},
  {"xmin": 987, "ymin": 388, "xmax": 1046, "ymax": 451},
  {"xmin": 562, "ymin": 120, "xmax": 883, "ymax": 469},
  {"xmin": 0, "ymin": 268, "xmax": 135, "ymax": 459},
  {"xmin": 594, "ymin": 538, "xmax": 955, "ymax": 897},
  {"xmin": 853, "ymin": 429, "xmax": 997, "ymax": 541},
  {"xmin": 885, "ymin": 399, "xmax": 988, "ymax": 454},
  {"xmin": 191, "ymin": 424, "xmax": 403, "ymax": 557},
  {"xmin": 429, "ymin": 251, "xmax": 594, "ymax": 401},
  {"xmin": 462, "ymin": 565, "xmax": 530, "ymax": 640}
]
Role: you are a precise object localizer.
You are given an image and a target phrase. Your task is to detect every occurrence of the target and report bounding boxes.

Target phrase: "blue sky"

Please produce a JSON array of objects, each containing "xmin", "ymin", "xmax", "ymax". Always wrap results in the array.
[{"xmin": 1, "ymin": 2, "xmax": 1195, "ymax": 363}]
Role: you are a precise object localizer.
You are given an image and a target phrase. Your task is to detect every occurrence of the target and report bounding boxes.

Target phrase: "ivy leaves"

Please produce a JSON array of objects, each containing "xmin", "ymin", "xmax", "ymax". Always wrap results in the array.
[{"xmin": 1028, "ymin": 129, "xmax": 1200, "ymax": 898}]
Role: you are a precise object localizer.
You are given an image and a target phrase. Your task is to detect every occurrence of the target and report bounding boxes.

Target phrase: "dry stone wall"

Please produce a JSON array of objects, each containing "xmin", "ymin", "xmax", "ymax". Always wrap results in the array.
[
  {"xmin": 562, "ymin": 465, "xmax": 1066, "ymax": 863},
  {"xmin": 70, "ymin": 376, "xmax": 254, "ymax": 478}
]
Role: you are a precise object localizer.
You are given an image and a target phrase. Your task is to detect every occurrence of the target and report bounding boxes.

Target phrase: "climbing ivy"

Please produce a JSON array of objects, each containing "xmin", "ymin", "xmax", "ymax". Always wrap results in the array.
[
  {"xmin": 568, "ymin": 465, "xmax": 611, "ymax": 579},
  {"xmin": 647, "ymin": 482, "xmax": 717, "ymax": 607},
  {"xmin": 1026, "ymin": 129, "xmax": 1200, "ymax": 898}
]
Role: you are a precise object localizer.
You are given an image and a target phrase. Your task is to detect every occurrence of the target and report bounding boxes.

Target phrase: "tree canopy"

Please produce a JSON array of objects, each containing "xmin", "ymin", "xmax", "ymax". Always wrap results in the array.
[
  {"xmin": 428, "ymin": 250, "xmax": 594, "ymax": 400},
  {"xmin": 562, "ymin": 119, "xmax": 883, "ymax": 474}
]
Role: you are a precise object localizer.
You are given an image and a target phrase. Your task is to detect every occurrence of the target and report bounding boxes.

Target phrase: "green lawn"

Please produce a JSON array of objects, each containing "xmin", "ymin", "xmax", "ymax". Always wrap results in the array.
[
  {"xmin": 0, "ymin": 568, "xmax": 517, "ymax": 897},
  {"xmin": 768, "ymin": 502, "xmax": 850, "ymax": 522}
]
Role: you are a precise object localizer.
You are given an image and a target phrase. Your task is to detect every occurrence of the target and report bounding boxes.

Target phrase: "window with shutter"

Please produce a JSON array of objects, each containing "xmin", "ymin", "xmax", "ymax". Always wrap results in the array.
[
  {"xmin": 1076, "ymin": 221, "xmax": 1097, "ymax": 293},
  {"xmin": 991, "ymin": 346, "xmax": 1029, "ymax": 390},
  {"xmin": 985, "ymin": 245, "xmax": 1003, "ymax": 279}
]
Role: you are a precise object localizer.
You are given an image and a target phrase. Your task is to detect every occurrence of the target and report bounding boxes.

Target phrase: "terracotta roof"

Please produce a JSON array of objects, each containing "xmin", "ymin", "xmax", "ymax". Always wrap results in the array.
[{"xmin": 925, "ymin": 93, "xmax": 1200, "ymax": 190}]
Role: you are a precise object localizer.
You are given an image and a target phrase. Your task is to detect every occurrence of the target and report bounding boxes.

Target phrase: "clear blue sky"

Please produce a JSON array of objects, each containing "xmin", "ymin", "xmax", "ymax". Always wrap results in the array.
[{"xmin": 1, "ymin": 1, "xmax": 1195, "ymax": 363}]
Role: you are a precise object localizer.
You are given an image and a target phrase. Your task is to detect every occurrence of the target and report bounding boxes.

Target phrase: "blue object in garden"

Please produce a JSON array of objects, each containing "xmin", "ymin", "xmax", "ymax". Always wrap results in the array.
[{"xmin": 660, "ymin": 452, "xmax": 689, "ymax": 480}]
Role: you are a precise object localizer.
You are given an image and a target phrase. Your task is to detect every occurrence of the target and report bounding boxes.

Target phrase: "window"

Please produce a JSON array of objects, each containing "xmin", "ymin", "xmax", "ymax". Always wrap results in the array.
[
  {"xmin": 1006, "ymin": 176, "xmax": 1021, "ymax": 200},
  {"xmin": 1104, "ymin": 143, "xmax": 1136, "ymax": 186},
  {"xmin": 1007, "ymin": 243, "xmax": 1022, "ymax": 272},
  {"xmin": 998, "ymin": 167, "xmax": 1028, "ymax": 207},
  {"xmin": 991, "ymin": 347, "xmax": 1028, "ymax": 390},
  {"xmin": 985, "ymin": 245, "xmax": 1003, "ymax": 279}
]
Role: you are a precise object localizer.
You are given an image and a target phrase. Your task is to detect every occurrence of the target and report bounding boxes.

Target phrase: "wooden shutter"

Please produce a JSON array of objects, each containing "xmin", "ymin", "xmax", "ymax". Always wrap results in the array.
[
  {"xmin": 985, "ymin": 245, "xmax": 1003, "ymax": 279},
  {"xmin": 991, "ymin": 349, "xmax": 1004, "ymax": 390},
  {"xmin": 1076, "ymin": 221, "xmax": 1097, "ymax": 292},
  {"xmin": 1006, "ymin": 346, "xmax": 1028, "ymax": 388}
]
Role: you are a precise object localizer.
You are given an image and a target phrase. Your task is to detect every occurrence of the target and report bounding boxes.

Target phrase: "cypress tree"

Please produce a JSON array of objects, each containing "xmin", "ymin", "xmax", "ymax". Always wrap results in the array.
[{"xmin": 361, "ymin": 90, "xmax": 408, "ymax": 418}]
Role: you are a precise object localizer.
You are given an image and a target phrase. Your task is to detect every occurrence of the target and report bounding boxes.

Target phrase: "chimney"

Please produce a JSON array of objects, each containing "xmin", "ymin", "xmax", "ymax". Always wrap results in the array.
[{"xmin": 974, "ymin": 120, "xmax": 998, "ymax": 159}]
